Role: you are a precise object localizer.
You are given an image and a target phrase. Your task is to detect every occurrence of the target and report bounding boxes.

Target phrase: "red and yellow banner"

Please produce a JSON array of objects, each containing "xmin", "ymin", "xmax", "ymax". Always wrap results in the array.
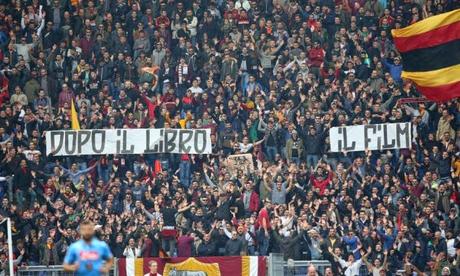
[{"xmin": 118, "ymin": 256, "xmax": 266, "ymax": 276}]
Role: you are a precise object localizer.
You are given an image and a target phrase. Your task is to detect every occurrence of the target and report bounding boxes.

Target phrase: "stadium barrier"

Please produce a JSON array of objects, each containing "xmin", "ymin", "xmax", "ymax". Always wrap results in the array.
[
  {"xmin": 16, "ymin": 255, "xmax": 331, "ymax": 276},
  {"xmin": 268, "ymin": 253, "xmax": 332, "ymax": 276},
  {"xmin": 16, "ymin": 264, "xmax": 118, "ymax": 276},
  {"xmin": 117, "ymin": 256, "xmax": 266, "ymax": 276}
]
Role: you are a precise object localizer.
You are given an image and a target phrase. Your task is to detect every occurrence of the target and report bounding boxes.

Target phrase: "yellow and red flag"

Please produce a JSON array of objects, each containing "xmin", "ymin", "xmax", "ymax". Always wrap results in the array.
[
  {"xmin": 141, "ymin": 66, "xmax": 160, "ymax": 75},
  {"xmin": 70, "ymin": 99, "xmax": 80, "ymax": 130},
  {"xmin": 118, "ymin": 256, "xmax": 266, "ymax": 276},
  {"xmin": 392, "ymin": 9, "xmax": 460, "ymax": 101}
]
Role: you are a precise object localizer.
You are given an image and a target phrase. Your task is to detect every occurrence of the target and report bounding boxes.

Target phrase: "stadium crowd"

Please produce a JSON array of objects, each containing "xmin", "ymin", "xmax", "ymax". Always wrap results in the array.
[{"xmin": 0, "ymin": 0, "xmax": 459, "ymax": 275}]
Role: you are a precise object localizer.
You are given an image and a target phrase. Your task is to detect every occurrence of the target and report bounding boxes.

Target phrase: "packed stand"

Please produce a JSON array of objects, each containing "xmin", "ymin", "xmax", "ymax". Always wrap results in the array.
[{"xmin": 0, "ymin": 0, "xmax": 460, "ymax": 275}]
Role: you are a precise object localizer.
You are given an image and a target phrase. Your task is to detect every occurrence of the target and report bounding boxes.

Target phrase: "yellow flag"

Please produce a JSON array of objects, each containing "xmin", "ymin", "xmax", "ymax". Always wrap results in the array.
[
  {"xmin": 70, "ymin": 99, "xmax": 80, "ymax": 130},
  {"xmin": 179, "ymin": 119, "xmax": 187, "ymax": 129}
]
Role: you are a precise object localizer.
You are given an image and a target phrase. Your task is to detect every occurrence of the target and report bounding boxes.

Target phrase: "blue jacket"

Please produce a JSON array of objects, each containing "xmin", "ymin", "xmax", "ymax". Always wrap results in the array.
[
  {"xmin": 377, "ymin": 226, "xmax": 398, "ymax": 250},
  {"xmin": 383, "ymin": 58, "xmax": 403, "ymax": 83}
]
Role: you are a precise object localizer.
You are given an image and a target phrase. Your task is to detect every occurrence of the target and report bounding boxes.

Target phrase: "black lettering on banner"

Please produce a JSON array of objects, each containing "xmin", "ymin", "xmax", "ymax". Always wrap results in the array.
[
  {"xmin": 77, "ymin": 130, "xmax": 91, "ymax": 153},
  {"xmin": 92, "ymin": 130, "xmax": 106, "ymax": 154},
  {"xmin": 194, "ymin": 130, "xmax": 207, "ymax": 153},
  {"xmin": 396, "ymin": 122, "xmax": 410, "ymax": 148},
  {"xmin": 375, "ymin": 124, "xmax": 382, "ymax": 150},
  {"xmin": 338, "ymin": 127, "xmax": 356, "ymax": 151},
  {"xmin": 382, "ymin": 124, "xmax": 396, "ymax": 149},
  {"xmin": 178, "ymin": 130, "xmax": 193, "ymax": 153},
  {"xmin": 337, "ymin": 127, "xmax": 344, "ymax": 151},
  {"xmin": 64, "ymin": 131, "xmax": 77, "ymax": 154},
  {"xmin": 165, "ymin": 129, "xmax": 177, "ymax": 153},
  {"xmin": 50, "ymin": 131, "xmax": 64, "ymax": 155},
  {"xmin": 145, "ymin": 130, "xmax": 157, "ymax": 153},
  {"xmin": 121, "ymin": 129, "xmax": 134, "ymax": 154},
  {"xmin": 116, "ymin": 129, "xmax": 122, "ymax": 154},
  {"xmin": 159, "ymin": 129, "xmax": 164, "ymax": 152},
  {"xmin": 145, "ymin": 129, "xmax": 164, "ymax": 153},
  {"xmin": 364, "ymin": 125, "xmax": 376, "ymax": 149}
]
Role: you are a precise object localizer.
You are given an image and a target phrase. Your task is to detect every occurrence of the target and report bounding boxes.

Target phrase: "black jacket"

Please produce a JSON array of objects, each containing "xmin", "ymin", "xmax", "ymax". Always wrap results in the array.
[
  {"xmin": 197, "ymin": 241, "xmax": 217, "ymax": 256},
  {"xmin": 304, "ymin": 131, "xmax": 326, "ymax": 155},
  {"xmin": 271, "ymin": 229, "xmax": 307, "ymax": 260},
  {"xmin": 225, "ymin": 238, "xmax": 243, "ymax": 256},
  {"xmin": 13, "ymin": 167, "xmax": 32, "ymax": 191}
]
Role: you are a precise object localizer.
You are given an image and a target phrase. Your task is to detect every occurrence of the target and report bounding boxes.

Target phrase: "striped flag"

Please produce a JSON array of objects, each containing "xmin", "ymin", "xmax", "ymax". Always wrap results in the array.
[
  {"xmin": 392, "ymin": 9, "xmax": 460, "ymax": 101},
  {"xmin": 119, "ymin": 258, "xmax": 144, "ymax": 276},
  {"xmin": 241, "ymin": 256, "xmax": 265, "ymax": 276}
]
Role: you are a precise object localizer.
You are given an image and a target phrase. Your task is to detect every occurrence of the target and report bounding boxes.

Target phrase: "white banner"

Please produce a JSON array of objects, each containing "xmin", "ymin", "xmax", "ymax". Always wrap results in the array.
[
  {"xmin": 329, "ymin": 122, "xmax": 411, "ymax": 152},
  {"xmin": 46, "ymin": 128, "xmax": 212, "ymax": 156},
  {"xmin": 225, "ymin": 154, "xmax": 255, "ymax": 175}
]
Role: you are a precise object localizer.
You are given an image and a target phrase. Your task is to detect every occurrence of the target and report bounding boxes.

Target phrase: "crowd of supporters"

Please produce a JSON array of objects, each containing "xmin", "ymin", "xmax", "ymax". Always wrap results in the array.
[{"xmin": 0, "ymin": 0, "xmax": 460, "ymax": 275}]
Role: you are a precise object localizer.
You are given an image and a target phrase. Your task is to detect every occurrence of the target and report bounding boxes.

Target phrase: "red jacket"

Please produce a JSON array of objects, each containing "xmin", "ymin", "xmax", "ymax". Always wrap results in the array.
[
  {"xmin": 156, "ymin": 15, "xmax": 170, "ymax": 28},
  {"xmin": 0, "ymin": 89, "xmax": 9, "ymax": 106},
  {"xmin": 79, "ymin": 37, "xmax": 94, "ymax": 56},
  {"xmin": 241, "ymin": 191, "xmax": 259, "ymax": 213},
  {"xmin": 177, "ymin": 235, "xmax": 194, "ymax": 257},
  {"xmin": 308, "ymin": 47, "xmax": 325, "ymax": 68},
  {"xmin": 141, "ymin": 95, "xmax": 158, "ymax": 121},
  {"xmin": 307, "ymin": 19, "xmax": 318, "ymax": 31},
  {"xmin": 256, "ymin": 207, "xmax": 271, "ymax": 230},
  {"xmin": 310, "ymin": 172, "xmax": 332, "ymax": 195}
]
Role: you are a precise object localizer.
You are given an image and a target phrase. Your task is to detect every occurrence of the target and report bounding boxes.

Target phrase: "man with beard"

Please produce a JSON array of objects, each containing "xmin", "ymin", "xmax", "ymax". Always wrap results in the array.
[{"xmin": 63, "ymin": 220, "xmax": 113, "ymax": 275}]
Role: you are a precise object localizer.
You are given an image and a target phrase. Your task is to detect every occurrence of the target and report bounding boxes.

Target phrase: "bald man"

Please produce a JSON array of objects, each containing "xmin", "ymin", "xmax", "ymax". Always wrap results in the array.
[{"xmin": 307, "ymin": 265, "xmax": 318, "ymax": 276}]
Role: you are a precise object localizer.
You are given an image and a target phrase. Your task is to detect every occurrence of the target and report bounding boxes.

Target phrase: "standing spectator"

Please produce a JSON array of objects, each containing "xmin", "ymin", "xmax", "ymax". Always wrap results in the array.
[
  {"xmin": 328, "ymin": 246, "xmax": 364, "ymax": 276},
  {"xmin": 57, "ymin": 83, "xmax": 74, "ymax": 107},
  {"xmin": 123, "ymin": 238, "xmax": 142, "ymax": 258},
  {"xmin": 9, "ymin": 86, "xmax": 28, "ymax": 106},
  {"xmin": 133, "ymin": 31, "xmax": 151, "ymax": 60},
  {"xmin": 177, "ymin": 230, "xmax": 194, "ymax": 257},
  {"xmin": 225, "ymin": 230, "xmax": 244, "ymax": 256}
]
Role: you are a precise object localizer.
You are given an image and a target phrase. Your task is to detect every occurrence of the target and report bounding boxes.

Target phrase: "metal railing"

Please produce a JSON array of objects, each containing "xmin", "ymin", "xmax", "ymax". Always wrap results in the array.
[
  {"xmin": 268, "ymin": 253, "xmax": 332, "ymax": 276},
  {"xmin": 16, "ymin": 255, "xmax": 329, "ymax": 276},
  {"xmin": 17, "ymin": 263, "xmax": 118, "ymax": 276}
]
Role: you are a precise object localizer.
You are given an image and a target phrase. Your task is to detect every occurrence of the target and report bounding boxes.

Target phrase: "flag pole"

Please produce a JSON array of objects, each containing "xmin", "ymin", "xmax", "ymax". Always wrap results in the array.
[
  {"xmin": 1, "ymin": 218, "xmax": 14, "ymax": 276},
  {"xmin": 7, "ymin": 218, "xmax": 13, "ymax": 276}
]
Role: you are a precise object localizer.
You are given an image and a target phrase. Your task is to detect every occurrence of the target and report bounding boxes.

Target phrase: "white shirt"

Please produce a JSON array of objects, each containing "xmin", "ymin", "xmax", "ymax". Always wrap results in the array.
[
  {"xmin": 186, "ymin": 16, "xmax": 198, "ymax": 36},
  {"xmin": 22, "ymin": 150, "xmax": 41, "ymax": 161},
  {"xmin": 123, "ymin": 246, "xmax": 141, "ymax": 258},
  {"xmin": 338, "ymin": 258, "xmax": 363, "ymax": 276},
  {"xmin": 371, "ymin": 267, "xmax": 385, "ymax": 276},
  {"xmin": 189, "ymin": 86, "xmax": 203, "ymax": 94},
  {"xmin": 144, "ymin": 273, "xmax": 161, "ymax": 276},
  {"xmin": 447, "ymin": 238, "xmax": 456, "ymax": 257},
  {"xmin": 238, "ymin": 143, "xmax": 254, "ymax": 153}
]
